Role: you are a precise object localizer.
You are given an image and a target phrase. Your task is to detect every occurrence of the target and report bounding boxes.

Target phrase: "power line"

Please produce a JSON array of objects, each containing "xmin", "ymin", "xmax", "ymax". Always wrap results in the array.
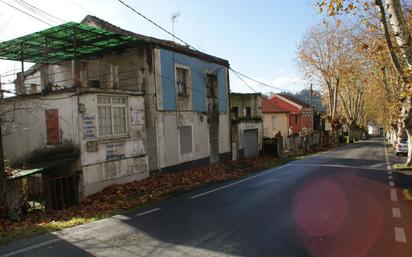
[
  {"xmin": 66, "ymin": 0, "xmax": 95, "ymax": 16},
  {"xmin": 0, "ymin": 0, "xmax": 53, "ymax": 26},
  {"xmin": 115, "ymin": 0, "xmax": 292, "ymax": 94},
  {"xmin": 230, "ymin": 69, "xmax": 284, "ymax": 91},
  {"xmin": 232, "ymin": 69, "xmax": 290, "ymax": 112},
  {"xmin": 117, "ymin": 0, "xmax": 198, "ymax": 51},
  {"xmin": 11, "ymin": 0, "xmax": 66, "ymax": 24}
]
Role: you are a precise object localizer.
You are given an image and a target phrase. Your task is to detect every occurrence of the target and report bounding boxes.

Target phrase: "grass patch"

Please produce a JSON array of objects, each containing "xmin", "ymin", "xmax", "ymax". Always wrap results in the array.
[{"xmin": 0, "ymin": 216, "xmax": 100, "ymax": 245}]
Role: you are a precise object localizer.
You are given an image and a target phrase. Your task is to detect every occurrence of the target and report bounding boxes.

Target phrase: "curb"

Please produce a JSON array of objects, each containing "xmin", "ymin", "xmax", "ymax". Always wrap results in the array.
[{"xmin": 403, "ymin": 189, "xmax": 412, "ymax": 200}]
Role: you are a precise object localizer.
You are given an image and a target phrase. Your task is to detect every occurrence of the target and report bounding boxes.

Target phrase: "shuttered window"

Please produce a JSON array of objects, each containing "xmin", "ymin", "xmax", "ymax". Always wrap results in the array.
[
  {"xmin": 179, "ymin": 126, "xmax": 192, "ymax": 154},
  {"xmin": 45, "ymin": 109, "xmax": 60, "ymax": 144}
]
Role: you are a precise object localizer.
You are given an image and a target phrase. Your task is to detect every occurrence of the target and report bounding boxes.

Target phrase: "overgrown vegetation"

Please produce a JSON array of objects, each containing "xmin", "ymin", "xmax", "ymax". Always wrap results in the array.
[{"xmin": 393, "ymin": 163, "xmax": 412, "ymax": 170}]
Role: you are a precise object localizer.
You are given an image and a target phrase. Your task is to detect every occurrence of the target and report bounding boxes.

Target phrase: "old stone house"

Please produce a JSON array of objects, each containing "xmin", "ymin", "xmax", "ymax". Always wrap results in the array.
[
  {"xmin": 0, "ymin": 16, "xmax": 230, "ymax": 209},
  {"xmin": 230, "ymin": 93, "xmax": 263, "ymax": 159}
]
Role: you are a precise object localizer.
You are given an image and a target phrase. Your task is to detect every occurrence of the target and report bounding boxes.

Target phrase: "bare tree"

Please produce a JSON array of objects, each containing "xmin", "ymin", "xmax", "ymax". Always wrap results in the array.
[
  {"xmin": 318, "ymin": 0, "xmax": 412, "ymax": 164},
  {"xmin": 297, "ymin": 21, "xmax": 353, "ymax": 119}
]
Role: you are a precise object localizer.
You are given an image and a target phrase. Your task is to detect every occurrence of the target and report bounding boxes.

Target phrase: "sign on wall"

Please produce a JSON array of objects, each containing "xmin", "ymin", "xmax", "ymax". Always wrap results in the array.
[
  {"xmin": 106, "ymin": 142, "xmax": 126, "ymax": 161},
  {"xmin": 131, "ymin": 111, "xmax": 144, "ymax": 126},
  {"xmin": 83, "ymin": 115, "xmax": 97, "ymax": 139}
]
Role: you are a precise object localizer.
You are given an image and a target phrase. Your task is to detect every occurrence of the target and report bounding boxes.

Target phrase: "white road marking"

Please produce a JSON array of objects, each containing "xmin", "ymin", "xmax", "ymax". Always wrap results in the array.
[
  {"xmin": 136, "ymin": 207, "xmax": 161, "ymax": 216},
  {"xmin": 395, "ymin": 227, "xmax": 407, "ymax": 243},
  {"xmin": 391, "ymin": 189, "xmax": 398, "ymax": 201},
  {"xmin": 392, "ymin": 208, "xmax": 402, "ymax": 219},
  {"xmin": 0, "ymin": 238, "xmax": 62, "ymax": 257},
  {"xmin": 388, "ymin": 175, "xmax": 393, "ymax": 180},
  {"xmin": 389, "ymin": 181, "xmax": 395, "ymax": 187},
  {"xmin": 384, "ymin": 145, "xmax": 391, "ymax": 170},
  {"xmin": 190, "ymin": 165, "xmax": 288, "ymax": 199},
  {"xmin": 388, "ymin": 171, "xmax": 392, "ymax": 175},
  {"xmin": 287, "ymin": 163, "xmax": 385, "ymax": 171}
]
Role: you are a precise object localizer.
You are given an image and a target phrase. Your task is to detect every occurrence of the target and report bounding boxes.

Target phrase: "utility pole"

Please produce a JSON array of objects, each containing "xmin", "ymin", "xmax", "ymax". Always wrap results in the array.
[
  {"xmin": 171, "ymin": 12, "xmax": 180, "ymax": 42},
  {"xmin": 310, "ymin": 83, "xmax": 313, "ymax": 132},
  {"xmin": 0, "ymin": 112, "xmax": 5, "ymax": 216}
]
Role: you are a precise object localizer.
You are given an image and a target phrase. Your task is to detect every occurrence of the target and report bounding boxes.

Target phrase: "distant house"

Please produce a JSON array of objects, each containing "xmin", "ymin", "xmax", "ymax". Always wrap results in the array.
[
  {"xmin": 230, "ymin": 93, "xmax": 263, "ymax": 159},
  {"xmin": 261, "ymin": 98, "xmax": 289, "ymax": 139},
  {"xmin": 0, "ymin": 16, "xmax": 230, "ymax": 209},
  {"xmin": 262, "ymin": 94, "xmax": 312, "ymax": 138}
]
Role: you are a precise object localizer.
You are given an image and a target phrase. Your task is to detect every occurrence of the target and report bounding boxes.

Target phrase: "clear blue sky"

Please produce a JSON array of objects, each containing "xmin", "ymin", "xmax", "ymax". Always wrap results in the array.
[{"xmin": 0, "ymin": 0, "xmax": 324, "ymax": 94}]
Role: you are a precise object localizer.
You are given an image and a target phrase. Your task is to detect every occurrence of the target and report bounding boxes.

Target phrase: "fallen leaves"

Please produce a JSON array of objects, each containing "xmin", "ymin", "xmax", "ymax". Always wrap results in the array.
[{"xmin": 0, "ymin": 155, "xmax": 303, "ymax": 242}]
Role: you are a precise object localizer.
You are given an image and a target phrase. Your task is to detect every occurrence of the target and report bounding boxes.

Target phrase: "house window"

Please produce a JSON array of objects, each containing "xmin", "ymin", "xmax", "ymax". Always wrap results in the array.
[
  {"xmin": 232, "ymin": 106, "xmax": 239, "ymax": 119},
  {"xmin": 206, "ymin": 73, "xmax": 217, "ymax": 97},
  {"xmin": 295, "ymin": 115, "xmax": 298, "ymax": 124},
  {"xmin": 245, "ymin": 107, "xmax": 251, "ymax": 119},
  {"xmin": 179, "ymin": 126, "xmax": 193, "ymax": 154},
  {"xmin": 176, "ymin": 66, "xmax": 189, "ymax": 96},
  {"xmin": 272, "ymin": 116, "xmax": 276, "ymax": 129},
  {"xmin": 97, "ymin": 95, "xmax": 127, "ymax": 137}
]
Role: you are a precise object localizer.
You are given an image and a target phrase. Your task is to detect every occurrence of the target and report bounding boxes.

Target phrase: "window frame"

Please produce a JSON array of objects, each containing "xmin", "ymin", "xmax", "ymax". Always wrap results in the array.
[
  {"xmin": 245, "ymin": 107, "xmax": 252, "ymax": 119},
  {"xmin": 174, "ymin": 64, "xmax": 190, "ymax": 97},
  {"xmin": 97, "ymin": 95, "xmax": 129, "ymax": 138},
  {"xmin": 232, "ymin": 106, "xmax": 239, "ymax": 119},
  {"xmin": 205, "ymin": 72, "xmax": 218, "ymax": 98}
]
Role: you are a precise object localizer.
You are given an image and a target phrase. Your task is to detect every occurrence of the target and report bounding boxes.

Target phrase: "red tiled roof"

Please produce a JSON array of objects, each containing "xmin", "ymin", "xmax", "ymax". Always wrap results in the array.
[
  {"xmin": 277, "ymin": 94, "xmax": 310, "ymax": 108},
  {"xmin": 261, "ymin": 98, "xmax": 289, "ymax": 113}
]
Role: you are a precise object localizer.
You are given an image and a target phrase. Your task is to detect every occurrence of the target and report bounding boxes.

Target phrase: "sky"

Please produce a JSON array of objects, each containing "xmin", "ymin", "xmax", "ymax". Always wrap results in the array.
[{"xmin": 0, "ymin": 0, "xmax": 324, "ymax": 94}]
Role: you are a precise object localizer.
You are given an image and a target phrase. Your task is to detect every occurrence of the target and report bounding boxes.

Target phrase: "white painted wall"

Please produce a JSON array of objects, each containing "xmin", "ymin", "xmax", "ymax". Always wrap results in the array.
[
  {"xmin": 262, "ymin": 113, "xmax": 289, "ymax": 138},
  {"xmin": 219, "ymin": 114, "xmax": 230, "ymax": 154},
  {"xmin": 158, "ymin": 112, "xmax": 209, "ymax": 168},
  {"xmin": 3, "ymin": 93, "xmax": 80, "ymax": 164},
  {"xmin": 236, "ymin": 121, "xmax": 263, "ymax": 151},
  {"xmin": 78, "ymin": 93, "xmax": 149, "ymax": 196}
]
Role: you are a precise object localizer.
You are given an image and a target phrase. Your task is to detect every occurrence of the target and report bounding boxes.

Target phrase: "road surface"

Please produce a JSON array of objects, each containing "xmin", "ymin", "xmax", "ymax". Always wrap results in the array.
[{"xmin": 1, "ymin": 138, "xmax": 411, "ymax": 257}]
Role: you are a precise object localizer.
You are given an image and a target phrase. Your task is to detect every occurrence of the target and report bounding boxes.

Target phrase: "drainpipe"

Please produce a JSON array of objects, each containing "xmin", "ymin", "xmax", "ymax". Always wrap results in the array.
[{"xmin": 227, "ymin": 66, "xmax": 233, "ymax": 161}]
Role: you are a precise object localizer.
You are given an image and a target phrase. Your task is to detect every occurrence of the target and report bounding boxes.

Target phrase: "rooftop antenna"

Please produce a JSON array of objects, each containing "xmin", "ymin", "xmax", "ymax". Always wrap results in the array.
[{"xmin": 171, "ymin": 12, "xmax": 180, "ymax": 42}]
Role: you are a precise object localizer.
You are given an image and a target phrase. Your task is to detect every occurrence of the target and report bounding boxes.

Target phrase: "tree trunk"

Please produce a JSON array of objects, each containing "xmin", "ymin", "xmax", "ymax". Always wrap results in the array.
[
  {"xmin": 385, "ymin": 0, "xmax": 412, "ymax": 70},
  {"xmin": 405, "ymin": 125, "xmax": 412, "ymax": 165}
]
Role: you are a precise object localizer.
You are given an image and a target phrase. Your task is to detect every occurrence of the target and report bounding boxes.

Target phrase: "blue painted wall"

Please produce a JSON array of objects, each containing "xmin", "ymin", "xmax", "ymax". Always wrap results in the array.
[{"xmin": 160, "ymin": 49, "xmax": 228, "ymax": 112}]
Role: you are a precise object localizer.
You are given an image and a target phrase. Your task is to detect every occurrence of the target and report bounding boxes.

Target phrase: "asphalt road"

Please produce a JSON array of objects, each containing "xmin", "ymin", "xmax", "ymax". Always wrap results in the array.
[{"xmin": 1, "ymin": 138, "xmax": 411, "ymax": 257}]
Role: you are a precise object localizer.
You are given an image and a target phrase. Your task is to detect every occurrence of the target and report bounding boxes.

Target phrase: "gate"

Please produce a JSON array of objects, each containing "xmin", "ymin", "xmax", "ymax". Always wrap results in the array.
[
  {"xmin": 244, "ymin": 129, "xmax": 259, "ymax": 158},
  {"xmin": 45, "ymin": 174, "xmax": 78, "ymax": 210}
]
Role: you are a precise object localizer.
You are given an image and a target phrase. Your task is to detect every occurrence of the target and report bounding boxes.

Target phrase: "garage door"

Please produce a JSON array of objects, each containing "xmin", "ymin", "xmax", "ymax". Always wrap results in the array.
[{"xmin": 244, "ymin": 129, "xmax": 259, "ymax": 158}]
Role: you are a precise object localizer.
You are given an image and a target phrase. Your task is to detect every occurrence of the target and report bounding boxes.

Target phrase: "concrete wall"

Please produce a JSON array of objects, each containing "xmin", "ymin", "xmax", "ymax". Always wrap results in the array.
[
  {"xmin": 21, "ymin": 48, "xmax": 152, "ymax": 95},
  {"xmin": 235, "ymin": 121, "xmax": 263, "ymax": 157},
  {"xmin": 2, "ymin": 90, "xmax": 149, "ymax": 198},
  {"xmin": 262, "ymin": 113, "xmax": 289, "ymax": 139},
  {"xmin": 153, "ymin": 48, "xmax": 230, "ymax": 171},
  {"xmin": 78, "ymin": 93, "xmax": 148, "ymax": 196},
  {"xmin": 231, "ymin": 93, "xmax": 262, "ymax": 119},
  {"xmin": 3, "ymin": 93, "xmax": 80, "ymax": 164}
]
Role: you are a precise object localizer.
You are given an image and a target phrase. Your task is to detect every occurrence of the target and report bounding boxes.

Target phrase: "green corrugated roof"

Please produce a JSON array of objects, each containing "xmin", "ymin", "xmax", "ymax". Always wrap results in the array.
[
  {"xmin": 0, "ymin": 22, "xmax": 144, "ymax": 64},
  {"xmin": 7, "ymin": 157, "xmax": 77, "ymax": 180}
]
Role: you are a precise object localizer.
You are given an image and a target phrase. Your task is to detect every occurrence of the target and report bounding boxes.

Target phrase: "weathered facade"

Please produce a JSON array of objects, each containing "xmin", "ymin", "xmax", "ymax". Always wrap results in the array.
[
  {"xmin": 230, "ymin": 93, "xmax": 263, "ymax": 159},
  {"xmin": 261, "ymin": 97, "xmax": 290, "ymax": 140},
  {"xmin": 1, "ymin": 15, "xmax": 231, "ymax": 204}
]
